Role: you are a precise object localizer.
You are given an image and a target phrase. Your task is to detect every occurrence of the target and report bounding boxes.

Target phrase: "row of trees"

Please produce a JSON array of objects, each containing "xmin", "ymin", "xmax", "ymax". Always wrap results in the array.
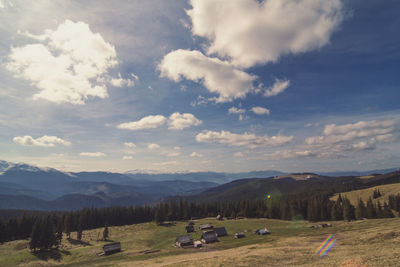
[{"xmin": 0, "ymin": 192, "xmax": 399, "ymax": 249}]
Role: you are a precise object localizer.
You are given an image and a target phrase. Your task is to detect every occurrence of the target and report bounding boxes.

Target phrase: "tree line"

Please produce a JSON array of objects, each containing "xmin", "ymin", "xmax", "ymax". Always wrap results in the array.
[{"xmin": 0, "ymin": 192, "xmax": 399, "ymax": 251}]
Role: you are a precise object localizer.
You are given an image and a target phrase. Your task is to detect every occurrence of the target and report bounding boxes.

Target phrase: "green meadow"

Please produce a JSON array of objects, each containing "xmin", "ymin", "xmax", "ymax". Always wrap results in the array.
[{"xmin": 1, "ymin": 217, "xmax": 400, "ymax": 266}]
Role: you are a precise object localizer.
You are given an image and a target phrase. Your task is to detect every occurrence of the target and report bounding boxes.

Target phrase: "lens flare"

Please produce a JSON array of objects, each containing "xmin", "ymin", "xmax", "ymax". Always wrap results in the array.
[
  {"xmin": 266, "ymin": 194, "xmax": 271, "ymax": 199},
  {"xmin": 315, "ymin": 234, "xmax": 336, "ymax": 258}
]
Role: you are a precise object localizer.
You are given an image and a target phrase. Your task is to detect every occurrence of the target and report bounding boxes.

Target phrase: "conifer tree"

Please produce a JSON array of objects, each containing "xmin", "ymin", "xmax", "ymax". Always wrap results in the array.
[
  {"xmin": 366, "ymin": 197, "xmax": 377, "ymax": 218},
  {"xmin": 103, "ymin": 225, "xmax": 109, "ymax": 241},
  {"xmin": 355, "ymin": 198, "xmax": 367, "ymax": 219}
]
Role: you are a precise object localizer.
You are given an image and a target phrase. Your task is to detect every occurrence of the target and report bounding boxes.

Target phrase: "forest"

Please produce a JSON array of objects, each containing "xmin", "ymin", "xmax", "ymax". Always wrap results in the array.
[{"xmin": 1, "ymin": 189, "xmax": 399, "ymax": 252}]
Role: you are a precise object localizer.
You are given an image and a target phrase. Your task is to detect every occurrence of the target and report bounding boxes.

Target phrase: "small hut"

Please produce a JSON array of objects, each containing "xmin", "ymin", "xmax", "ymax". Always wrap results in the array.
[
  {"xmin": 214, "ymin": 227, "xmax": 228, "ymax": 237},
  {"xmin": 186, "ymin": 225, "xmax": 195, "ymax": 233},
  {"xmin": 176, "ymin": 234, "xmax": 194, "ymax": 248},
  {"xmin": 255, "ymin": 228, "xmax": 270, "ymax": 235},
  {"xmin": 234, "ymin": 232, "xmax": 245, "ymax": 238},
  {"xmin": 201, "ymin": 230, "xmax": 218, "ymax": 244},
  {"xmin": 103, "ymin": 242, "xmax": 121, "ymax": 255},
  {"xmin": 199, "ymin": 224, "xmax": 213, "ymax": 230},
  {"xmin": 194, "ymin": 241, "xmax": 203, "ymax": 248}
]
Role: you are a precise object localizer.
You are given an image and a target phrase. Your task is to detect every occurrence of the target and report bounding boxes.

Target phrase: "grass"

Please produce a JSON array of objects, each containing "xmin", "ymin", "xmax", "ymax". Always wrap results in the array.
[
  {"xmin": 330, "ymin": 183, "xmax": 400, "ymax": 206},
  {"xmin": 0, "ymin": 217, "xmax": 400, "ymax": 266}
]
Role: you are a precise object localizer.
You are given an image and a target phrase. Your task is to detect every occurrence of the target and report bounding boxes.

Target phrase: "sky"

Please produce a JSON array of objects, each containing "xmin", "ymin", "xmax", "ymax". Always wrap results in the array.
[{"xmin": 0, "ymin": 0, "xmax": 399, "ymax": 173}]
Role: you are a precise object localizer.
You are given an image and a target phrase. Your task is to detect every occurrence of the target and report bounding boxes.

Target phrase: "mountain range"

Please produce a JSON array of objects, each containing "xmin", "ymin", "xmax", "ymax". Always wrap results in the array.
[{"xmin": 0, "ymin": 160, "xmax": 398, "ymax": 211}]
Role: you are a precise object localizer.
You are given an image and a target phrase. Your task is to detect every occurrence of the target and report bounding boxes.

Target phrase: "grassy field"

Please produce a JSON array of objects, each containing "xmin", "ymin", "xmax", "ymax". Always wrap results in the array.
[
  {"xmin": 0, "ymin": 217, "xmax": 399, "ymax": 266},
  {"xmin": 330, "ymin": 183, "xmax": 400, "ymax": 207}
]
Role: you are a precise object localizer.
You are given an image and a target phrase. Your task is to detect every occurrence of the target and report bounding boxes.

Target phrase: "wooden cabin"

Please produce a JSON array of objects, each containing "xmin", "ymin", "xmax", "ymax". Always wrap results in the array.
[
  {"xmin": 176, "ymin": 234, "xmax": 194, "ymax": 248},
  {"xmin": 201, "ymin": 230, "xmax": 218, "ymax": 244},
  {"xmin": 103, "ymin": 242, "xmax": 121, "ymax": 255},
  {"xmin": 186, "ymin": 225, "xmax": 195, "ymax": 233},
  {"xmin": 214, "ymin": 227, "xmax": 228, "ymax": 237}
]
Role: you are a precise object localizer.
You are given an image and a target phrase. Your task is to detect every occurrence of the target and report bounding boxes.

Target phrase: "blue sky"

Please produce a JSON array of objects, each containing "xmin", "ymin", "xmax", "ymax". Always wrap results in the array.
[{"xmin": 0, "ymin": 0, "xmax": 399, "ymax": 173}]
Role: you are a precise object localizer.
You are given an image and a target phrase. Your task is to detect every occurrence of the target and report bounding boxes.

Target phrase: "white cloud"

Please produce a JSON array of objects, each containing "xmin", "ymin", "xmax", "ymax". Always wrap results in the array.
[
  {"xmin": 80, "ymin": 152, "xmax": 106, "ymax": 157},
  {"xmin": 167, "ymin": 151, "xmax": 181, "ymax": 157},
  {"xmin": 124, "ymin": 142, "xmax": 136, "ymax": 148},
  {"xmin": 118, "ymin": 113, "xmax": 201, "ymax": 131},
  {"xmin": 6, "ymin": 20, "xmax": 118, "ymax": 104},
  {"xmin": 159, "ymin": 49, "xmax": 257, "ymax": 102},
  {"xmin": 148, "ymin": 143, "xmax": 160, "ymax": 150},
  {"xmin": 270, "ymin": 118, "xmax": 400, "ymax": 160},
  {"xmin": 168, "ymin": 112, "xmax": 202, "ymax": 130},
  {"xmin": 190, "ymin": 152, "xmax": 203, "ymax": 158},
  {"xmin": 305, "ymin": 119, "xmax": 399, "ymax": 145},
  {"xmin": 117, "ymin": 115, "xmax": 167, "ymax": 130},
  {"xmin": 173, "ymin": 146, "xmax": 181, "ymax": 150},
  {"xmin": 187, "ymin": 0, "xmax": 344, "ymax": 68},
  {"xmin": 110, "ymin": 72, "xmax": 135, "ymax": 87},
  {"xmin": 196, "ymin": 130, "xmax": 293, "ymax": 148},
  {"xmin": 234, "ymin": 152, "xmax": 244, "ymax": 157},
  {"xmin": 228, "ymin": 107, "xmax": 246, "ymax": 114},
  {"xmin": 251, "ymin": 107, "xmax": 270, "ymax": 115},
  {"xmin": 264, "ymin": 79, "xmax": 290, "ymax": 97},
  {"xmin": 13, "ymin": 135, "xmax": 71, "ymax": 147},
  {"xmin": 122, "ymin": 156, "xmax": 133, "ymax": 160},
  {"xmin": 266, "ymin": 150, "xmax": 316, "ymax": 160}
]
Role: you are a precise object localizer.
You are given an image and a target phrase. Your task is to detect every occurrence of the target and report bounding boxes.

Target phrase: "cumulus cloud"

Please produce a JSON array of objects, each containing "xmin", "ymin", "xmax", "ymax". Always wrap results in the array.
[
  {"xmin": 266, "ymin": 150, "xmax": 317, "ymax": 160},
  {"xmin": 122, "ymin": 156, "xmax": 133, "ymax": 160},
  {"xmin": 228, "ymin": 107, "xmax": 246, "ymax": 114},
  {"xmin": 6, "ymin": 20, "xmax": 119, "ymax": 104},
  {"xmin": 187, "ymin": 0, "xmax": 344, "ymax": 68},
  {"xmin": 118, "ymin": 113, "xmax": 201, "ymax": 131},
  {"xmin": 196, "ymin": 130, "xmax": 293, "ymax": 148},
  {"xmin": 234, "ymin": 152, "xmax": 244, "ymax": 157},
  {"xmin": 251, "ymin": 107, "xmax": 270, "ymax": 115},
  {"xmin": 159, "ymin": 49, "xmax": 257, "ymax": 102},
  {"xmin": 124, "ymin": 142, "xmax": 136, "ymax": 148},
  {"xmin": 305, "ymin": 119, "xmax": 399, "ymax": 145},
  {"xmin": 13, "ymin": 135, "xmax": 71, "ymax": 147},
  {"xmin": 264, "ymin": 79, "xmax": 290, "ymax": 97},
  {"xmin": 80, "ymin": 152, "xmax": 106, "ymax": 157},
  {"xmin": 190, "ymin": 152, "xmax": 203, "ymax": 158},
  {"xmin": 168, "ymin": 112, "xmax": 202, "ymax": 130},
  {"xmin": 270, "ymin": 118, "xmax": 400, "ymax": 160},
  {"xmin": 110, "ymin": 73, "xmax": 135, "ymax": 87},
  {"xmin": 148, "ymin": 143, "xmax": 160, "ymax": 150},
  {"xmin": 117, "ymin": 115, "xmax": 167, "ymax": 130}
]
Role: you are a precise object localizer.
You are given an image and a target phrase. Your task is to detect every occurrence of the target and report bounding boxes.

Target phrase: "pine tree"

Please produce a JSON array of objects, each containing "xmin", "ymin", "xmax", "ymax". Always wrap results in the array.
[
  {"xmin": 342, "ymin": 198, "xmax": 355, "ymax": 221},
  {"xmin": 77, "ymin": 228, "xmax": 82, "ymax": 241},
  {"xmin": 383, "ymin": 202, "xmax": 394, "ymax": 218},
  {"xmin": 0, "ymin": 220, "xmax": 6, "ymax": 244},
  {"xmin": 29, "ymin": 220, "xmax": 42, "ymax": 252},
  {"xmin": 366, "ymin": 197, "xmax": 377, "ymax": 218},
  {"xmin": 103, "ymin": 225, "xmax": 109, "ymax": 241},
  {"xmin": 355, "ymin": 198, "xmax": 367, "ymax": 219}
]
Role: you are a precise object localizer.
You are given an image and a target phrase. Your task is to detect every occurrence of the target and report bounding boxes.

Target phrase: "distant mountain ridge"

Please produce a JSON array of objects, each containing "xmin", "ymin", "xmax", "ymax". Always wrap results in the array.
[{"xmin": 0, "ymin": 159, "xmax": 398, "ymax": 211}]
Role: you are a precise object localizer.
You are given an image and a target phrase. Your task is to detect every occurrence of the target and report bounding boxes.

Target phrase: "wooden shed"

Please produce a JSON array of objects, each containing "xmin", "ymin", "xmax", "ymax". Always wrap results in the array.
[
  {"xmin": 234, "ymin": 232, "xmax": 245, "ymax": 238},
  {"xmin": 201, "ymin": 230, "xmax": 218, "ymax": 244},
  {"xmin": 186, "ymin": 225, "xmax": 195, "ymax": 233},
  {"xmin": 103, "ymin": 242, "xmax": 121, "ymax": 255},
  {"xmin": 199, "ymin": 224, "xmax": 213, "ymax": 230},
  {"xmin": 255, "ymin": 228, "xmax": 271, "ymax": 235},
  {"xmin": 214, "ymin": 227, "xmax": 228, "ymax": 237},
  {"xmin": 176, "ymin": 234, "xmax": 194, "ymax": 248}
]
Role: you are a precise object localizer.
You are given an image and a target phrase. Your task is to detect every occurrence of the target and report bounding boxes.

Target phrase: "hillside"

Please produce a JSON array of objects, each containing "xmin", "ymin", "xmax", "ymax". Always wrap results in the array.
[
  {"xmin": 178, "ymin": 171, "xmax": 400, "ymax": 203},
  {"xmin": 1, "ymin": 218, "xmax": 399, "ymax": 266},
  {"xmin": 331, "ymin": 183, "xmax": 400, "ymax": 206}
]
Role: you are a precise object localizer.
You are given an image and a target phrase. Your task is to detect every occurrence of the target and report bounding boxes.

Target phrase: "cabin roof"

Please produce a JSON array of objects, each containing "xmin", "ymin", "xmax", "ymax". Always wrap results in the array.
[
  {"xmin": 214, "ymin": 227, "xmax": 228, "ymax": 236},
  {"xmin": 176, "ymin": 234, "xmax": 194, "ymax": 243}
]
